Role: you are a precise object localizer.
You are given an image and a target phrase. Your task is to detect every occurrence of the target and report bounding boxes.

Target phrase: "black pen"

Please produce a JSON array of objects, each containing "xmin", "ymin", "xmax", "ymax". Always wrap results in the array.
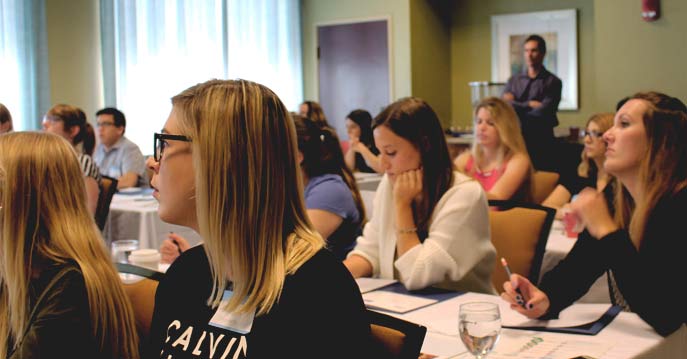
[
  {"xmin": 501, "ymin": 257, "xmax": 527, "ymax": 309},
  {"xmin": 170, "ymin": 232, "xmax": 182, "ymax": 255}
]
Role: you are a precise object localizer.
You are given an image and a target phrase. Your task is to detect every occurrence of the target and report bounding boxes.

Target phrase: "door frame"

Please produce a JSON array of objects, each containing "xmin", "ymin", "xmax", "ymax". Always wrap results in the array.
[{"xmin": 313, "ymin": 16, "xmax": 394, "ymax": 104}]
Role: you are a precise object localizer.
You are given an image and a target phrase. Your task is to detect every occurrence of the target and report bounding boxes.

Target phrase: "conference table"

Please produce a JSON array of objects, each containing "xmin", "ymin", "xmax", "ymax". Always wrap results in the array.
[
  {"xmin": 359, "ymin": 280, "xmax": 686, "ymax": 359},
  {"xmin": 103, "ymin": 188, "xmax": 202, "ymax": 249}
]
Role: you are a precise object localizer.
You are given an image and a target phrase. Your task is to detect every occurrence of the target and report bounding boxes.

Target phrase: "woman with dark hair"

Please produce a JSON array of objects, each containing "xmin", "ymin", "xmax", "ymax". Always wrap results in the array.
[
  {"xmin": 0, "ymin": 103, "xmax": 12, "ymax": 133},
  {"xmin": 299, "ymin": 100, "xmax": 331, "ymax": 128},
  {"xmin": 344, "ymin": 109, "xmax": 381, "ymax": 173},
  {"xmin": 343, "ymin": 97, "xmax": 495, "ymax": 292},
  {"xmin": 295, "ymin": 115, "xmax": 366, "ymax": 260},
  {"xmin": 502, "ymin": 92, "xmax": 687, "ymax": 337},
  {"xmin": 43, "ymin": 104, "xmax": 101, "ymax": 214}
]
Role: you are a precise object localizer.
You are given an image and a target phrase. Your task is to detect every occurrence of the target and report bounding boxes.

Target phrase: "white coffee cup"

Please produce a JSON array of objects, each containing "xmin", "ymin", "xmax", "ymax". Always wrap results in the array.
[{"xmin": 128, "ymin": 249, "xmax": 161, "ymax": 271}]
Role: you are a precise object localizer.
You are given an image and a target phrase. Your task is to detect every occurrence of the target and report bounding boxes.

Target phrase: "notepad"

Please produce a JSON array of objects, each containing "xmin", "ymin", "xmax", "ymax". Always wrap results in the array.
[
  {"xmin": 503, "ymin": 304, "xmax": 622, "ymax": 335},
  {"xmin": 362, "ymin": 290, "xmax": 438, "ymax": 314},
  {"xmin": 355, "ymin": 278, "xmax": 397, "ymax": 294}
]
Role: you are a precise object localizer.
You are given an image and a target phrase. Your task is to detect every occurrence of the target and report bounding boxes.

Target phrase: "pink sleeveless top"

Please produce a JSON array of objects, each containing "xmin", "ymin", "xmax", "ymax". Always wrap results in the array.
[{"xmin": 465, "ymin": 155, "xmax": 507, "ymax": 191}]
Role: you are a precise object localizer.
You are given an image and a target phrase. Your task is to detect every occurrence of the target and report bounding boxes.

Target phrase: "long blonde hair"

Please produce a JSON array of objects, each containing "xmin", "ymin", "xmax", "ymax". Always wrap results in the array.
[
  {"xmin": 578, "ymin": 113, "xmax": 614, "ymax": 178},
  {"xmin": 0, "ymin": 132, "xmax": 138, "ymax": 358},
  {"xmin": 172, "ymin": 79, "xmax": 323, "ymax": 315},
  {"xmin": 471, "ymin": 97, "xmax": 533, "ymax": 199},
  {"xmin": 615, "ymin": 92, "xmax": 687, "ymax": 244}
]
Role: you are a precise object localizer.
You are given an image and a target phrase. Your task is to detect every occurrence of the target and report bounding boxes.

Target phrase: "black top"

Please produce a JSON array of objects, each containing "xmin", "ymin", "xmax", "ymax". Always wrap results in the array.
[
  {"xmin": 559, "ymin": 169, "xmax": 597, "ymax": 198},
  {"xmin": 146, "ymin": 246, "xmax": 373, "ymax": 358},
  {"xmin": 355, "ymin": 143, "xmax": 379, "ymax": 174},
  {"xmin": 539, "ymin": 186, "xmax": 687, "ymax": 336},
  {"xmin": 8, "ymin": 263, "xmax": 107, "ymax": 359}
]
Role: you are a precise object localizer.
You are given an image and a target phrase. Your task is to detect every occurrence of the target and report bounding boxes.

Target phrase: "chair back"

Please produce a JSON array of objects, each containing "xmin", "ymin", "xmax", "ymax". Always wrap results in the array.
[
  {"xmin": 95, "ymin": 175, "xmax": 118, "ymax": 230},
  {"xmin": 531, "ymin": 171, "xmax": 559, "ymax": 204},
  {"xmin": 488, "ymin": 200, "xmax": 555, "ymax": 292},
  {"xmin": 368, "ymin": 309, "xmax": 426, "ymax": 359},
  {"xmin": 117, "ymin": 263, "xmax": 163, "ymax": 341}
]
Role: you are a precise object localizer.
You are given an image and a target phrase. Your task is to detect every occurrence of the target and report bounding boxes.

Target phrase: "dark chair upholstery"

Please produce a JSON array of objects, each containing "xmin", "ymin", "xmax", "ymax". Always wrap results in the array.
[
  {"xmin": 95, "ymin": 175, "xmax": 118, "ymax": 230},
  {"xmin": 368, "ymin": 309, "xmax": 427, "ymax": 359}
]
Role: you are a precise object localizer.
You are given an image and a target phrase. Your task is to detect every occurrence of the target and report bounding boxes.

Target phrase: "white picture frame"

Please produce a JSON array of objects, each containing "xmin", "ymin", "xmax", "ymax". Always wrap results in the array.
[{"xmin": 491, "ymin": 9, "xmax": 578, "ymax": 110}]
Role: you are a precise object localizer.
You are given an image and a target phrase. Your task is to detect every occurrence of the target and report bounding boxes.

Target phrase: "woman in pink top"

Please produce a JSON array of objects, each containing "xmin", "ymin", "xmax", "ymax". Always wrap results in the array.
[{"xmin": 454, "ymin": 97, "xmax": 533, "ymax": 201}]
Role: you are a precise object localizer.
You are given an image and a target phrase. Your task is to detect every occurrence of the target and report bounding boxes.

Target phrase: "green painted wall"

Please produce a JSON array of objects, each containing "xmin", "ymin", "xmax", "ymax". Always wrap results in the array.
[
  {"xmin": 46, "ymin": 0, "xmax": 103, "ymax": 120},
  {"xmin": 409, "ymin": 0, "xmax": 452, "ymax": 127},
  {"xmin": 450, "ymin": 0, "xmax": 596, "ymax": 129},
  {"xmin": 594, "ymin": 0, "xmax": 687, "ymax": 110},
  {"xmin": 301, "ymin": 0, "xmax": 412, "ymax": 102}
]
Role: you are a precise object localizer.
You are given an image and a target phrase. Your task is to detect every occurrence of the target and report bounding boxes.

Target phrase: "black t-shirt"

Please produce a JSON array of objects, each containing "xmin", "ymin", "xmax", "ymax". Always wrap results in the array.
[{"xmin": 146, "ymin": 246, "xmax": 373, "ymax": 358}]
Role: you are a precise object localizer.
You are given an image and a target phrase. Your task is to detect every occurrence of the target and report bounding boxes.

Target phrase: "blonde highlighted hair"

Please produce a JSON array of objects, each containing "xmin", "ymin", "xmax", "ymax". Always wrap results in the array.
[
  {"xmin": 471, "ymin": 97, "xmax": 533, "ymax": 199},
  {"xmin": 172, "ymin": 79, "xmax": 323, "ymax": 315},
  {"xmin": 614, "ymin": 92, "xmax": 687, "ymax": 244},
  {"xmin": 0, "ymin": 132, "xmax": 138, "ymax": 358},
  {"xmin": 577, "ymin": 113, "xmax": 614, "ymax": 178}
]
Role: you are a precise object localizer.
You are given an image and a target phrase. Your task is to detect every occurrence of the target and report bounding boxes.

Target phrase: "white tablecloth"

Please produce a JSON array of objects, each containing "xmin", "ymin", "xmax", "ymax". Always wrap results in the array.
[
  {"xmin": 542, "ymin": 220, "xmax": 610, "ymax": 303},
  {"xmin": 365, "ymin": 286, "xmax": 684, "ymax": 359},
  {"xmin": 104, "ymin": 190, "xmax": 202, "ymax": 250}
]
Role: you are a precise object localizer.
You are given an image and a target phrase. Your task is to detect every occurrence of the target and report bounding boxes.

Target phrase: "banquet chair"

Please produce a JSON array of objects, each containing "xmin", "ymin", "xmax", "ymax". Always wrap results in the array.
[
  {"xmin": 487, "ymin": 200, "xmax": 556, "ymax": 293},
  {"xmin": 95, "ymin": 175, "xmax": 118, "ymax": 230},
  {"xmin": 531, "ymin": 171, "xmax": 560, "ymax": 204},
  {"xmin": 117, "ymin": 263, "xmax": 164, "ymax": 340},
  {"xmin": 368, "ymin": 309, "xmax": 427, "ymax": 359}
]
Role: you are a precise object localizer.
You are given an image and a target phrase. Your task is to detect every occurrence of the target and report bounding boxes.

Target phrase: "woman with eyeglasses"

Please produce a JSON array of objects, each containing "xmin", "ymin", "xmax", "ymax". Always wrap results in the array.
[
  {"xmin": 502, "ymin": 92, "xmax": 687, "ymax": 337},
  {"xmin": 43, "ymin": 104, "xmax": 102, "ymax": 214},
  {"xmin": 454, "ymin": 97, "xmax": 533, "ymax": 201},
  {"xmin": 0, "ymin": 132, "xmax": 138, "ymax": 358},
  {"xmin": 543, "ymin": 113, "xmax": 614, "ymax": 218},
  {"xmin": 145, "ymin": 79, "xmax": 372, "ymax": 358}
]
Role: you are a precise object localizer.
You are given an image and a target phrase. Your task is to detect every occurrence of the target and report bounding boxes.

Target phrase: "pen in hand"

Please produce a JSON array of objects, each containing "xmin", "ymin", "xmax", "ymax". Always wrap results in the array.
[
  {"xmin": 501, "ymin": 257, "xmax": 527, "ymax": 309},
  {"xmin": 170, "ymin": 232, "xmax": 182, "ymax": 255}
]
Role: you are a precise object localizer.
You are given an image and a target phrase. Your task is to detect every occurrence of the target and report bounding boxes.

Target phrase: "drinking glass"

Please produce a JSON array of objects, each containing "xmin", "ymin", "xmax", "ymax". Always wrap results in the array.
[
  {"xmin": 111, "ymin": 239, "xmax": 139, "ymax": 264},
  {"xmin": 459, "ymin": 302, "xmax": 501, "ymax": 359}
]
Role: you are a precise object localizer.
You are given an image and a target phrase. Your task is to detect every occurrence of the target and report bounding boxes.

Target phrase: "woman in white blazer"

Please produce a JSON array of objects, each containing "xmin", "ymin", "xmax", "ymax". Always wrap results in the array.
[{"xmin": 344, "ymin": 97, "xmax": 496, "ymax": 293}]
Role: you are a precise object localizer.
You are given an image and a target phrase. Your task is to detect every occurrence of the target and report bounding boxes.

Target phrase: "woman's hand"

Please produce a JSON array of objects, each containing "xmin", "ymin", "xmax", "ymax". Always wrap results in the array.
[
  {"xmin": 570, "ymin": 188, "xmax": 618, "ymax": 239},
  {"xmin": 159, "ymin": 233, "xmax": 191, "ymax": 264},
  {"xmin": 350, "ymin": 136, "xmax": 363, "ymax": 153},
  {"xmin": 393, "ymin": 169, "xmax": 423, "ymax": 207},
  {"xmin": 501, "ymin": 274, "xmax": 550, "ymax": 319}
]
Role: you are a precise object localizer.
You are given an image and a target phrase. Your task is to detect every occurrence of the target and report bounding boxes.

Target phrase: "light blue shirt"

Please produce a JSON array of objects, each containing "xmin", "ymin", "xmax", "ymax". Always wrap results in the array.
[{"xmin": 94, "ymin": 135, "xmax": 146, "ymax": 186}]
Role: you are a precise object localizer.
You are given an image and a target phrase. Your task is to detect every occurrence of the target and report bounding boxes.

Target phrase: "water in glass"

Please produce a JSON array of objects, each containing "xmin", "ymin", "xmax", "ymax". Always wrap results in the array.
[
  {"xmin": 111, "ymin": 239, "xmax": 139, "ymax": 264},
  {"xmin": 459, "ymin": 302, "xmax": 501, "ymax": 359}
]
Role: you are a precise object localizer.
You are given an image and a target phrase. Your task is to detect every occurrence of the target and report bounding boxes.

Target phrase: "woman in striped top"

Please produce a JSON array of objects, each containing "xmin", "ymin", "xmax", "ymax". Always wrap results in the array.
[{"xmin": 43, "ymin": 104, "xmax": 102, "ymax": 214}]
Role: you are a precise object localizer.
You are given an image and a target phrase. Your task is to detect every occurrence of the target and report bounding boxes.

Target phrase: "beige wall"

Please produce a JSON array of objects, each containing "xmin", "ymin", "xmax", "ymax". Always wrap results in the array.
[
  {"xmin": 301, "ymin": 0, "xmax": 411, "ymax": 102},
  {"xmin": 46, "ymin": 0, "xmax": 103, "ymax": 121},
  {"xmin": 450, "ymin": 0, "xmax": 596, "ymax": 129},
  {"xmin": 594, "ymin": 0, "xmax": 687, "ymax": 110},
  {"xmin": 409, "ymin": 0, "xmax": 452, "ymax": 126}
]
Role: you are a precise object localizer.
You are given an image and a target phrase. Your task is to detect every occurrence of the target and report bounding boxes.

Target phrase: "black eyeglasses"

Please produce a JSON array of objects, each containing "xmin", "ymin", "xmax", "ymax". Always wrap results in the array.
[
  {"xmin": 580, "ymin": 130, "xmax": 604, "ymax": 140},
  {"xmin": 154, "ymin": 133, "xmax": 191, "ymax": 162}
]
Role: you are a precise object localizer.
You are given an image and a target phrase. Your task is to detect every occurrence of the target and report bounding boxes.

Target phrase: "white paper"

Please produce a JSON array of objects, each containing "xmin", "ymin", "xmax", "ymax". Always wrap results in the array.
[
  {"xmin": 362, "ymin": 290, "xmax": 437, "ymax": 314},
  {"xmin": 355, "ymin": 277, "xmax": 397, "ymax": 293},
  {"xmin": 486, "ymin": 332, "xmax": 615, "ymax": 359}
]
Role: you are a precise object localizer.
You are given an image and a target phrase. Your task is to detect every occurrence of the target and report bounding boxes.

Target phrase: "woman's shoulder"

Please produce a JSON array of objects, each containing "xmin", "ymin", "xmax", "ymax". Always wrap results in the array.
[
  {"xmin": 454, "ymin": 151, "xmax": 472, "ymax": 171},
  {"xmin": 285, "ymin": 249, "xmax": 358, "ymax": 295},
  {"xmin": 441, "ymin": 172, "xmax": 487, "ymax": 203}
]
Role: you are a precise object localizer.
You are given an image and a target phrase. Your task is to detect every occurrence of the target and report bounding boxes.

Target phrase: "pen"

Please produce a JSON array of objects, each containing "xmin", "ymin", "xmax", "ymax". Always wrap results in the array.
[
  {"xmin": 170, "ymin": 232, "xmax": 182, "ymax": 255},
  {"xmin": 501, "ymin": 257, "xmax": 527, "ymax": 309}
]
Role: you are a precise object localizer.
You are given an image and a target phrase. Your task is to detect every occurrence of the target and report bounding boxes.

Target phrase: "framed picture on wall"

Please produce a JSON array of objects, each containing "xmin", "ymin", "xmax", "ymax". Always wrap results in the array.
[{"xmin": 491, "ymin": 9, "xmax": 578, "ymax": 110}]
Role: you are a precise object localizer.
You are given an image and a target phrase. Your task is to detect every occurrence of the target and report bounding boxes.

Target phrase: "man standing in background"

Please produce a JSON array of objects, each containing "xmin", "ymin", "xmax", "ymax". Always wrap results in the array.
[
  {"xmin": 93, "ymin": 107, "xmax": 146, "ymax": 188},
  {"xmin": 503, "ymin": 34, "xmax": 562, "ymax": 171}
]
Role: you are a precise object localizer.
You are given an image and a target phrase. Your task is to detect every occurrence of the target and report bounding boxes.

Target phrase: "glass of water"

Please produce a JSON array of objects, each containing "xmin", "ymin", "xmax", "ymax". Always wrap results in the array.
[
  {"xmin": 111, "ymin": 239, "xmax": 139, "ymax": 264},
  {"xmin": 459, "ymin": 302, "xmax": 501, "ymax": 359}
]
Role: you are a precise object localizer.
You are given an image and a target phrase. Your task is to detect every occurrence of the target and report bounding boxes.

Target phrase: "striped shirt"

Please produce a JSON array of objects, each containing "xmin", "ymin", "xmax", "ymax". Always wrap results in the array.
[{"xmin": 78, "ymin": 153, "xmax": 102, "ymax": 185}]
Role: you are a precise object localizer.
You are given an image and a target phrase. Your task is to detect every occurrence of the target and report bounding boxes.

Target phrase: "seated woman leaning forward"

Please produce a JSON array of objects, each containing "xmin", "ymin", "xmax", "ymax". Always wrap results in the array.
[
  {"xmin": 501, "ymin": 92, "xmax": 687, "ymax": 337},
  {"xmin": 145, "ymin": 79, "xmax": 373, "ymax": 358},
  {"xmin": 454, "ymin": 97, "xmax": 533, "ymax": 202},
  {"xmin": 0, "ymin": 132, "xmax": 138, "ymax": 359},
  {"xmin": 343, "ymin": 97, "xmax": 496, "ymax": 293}
]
